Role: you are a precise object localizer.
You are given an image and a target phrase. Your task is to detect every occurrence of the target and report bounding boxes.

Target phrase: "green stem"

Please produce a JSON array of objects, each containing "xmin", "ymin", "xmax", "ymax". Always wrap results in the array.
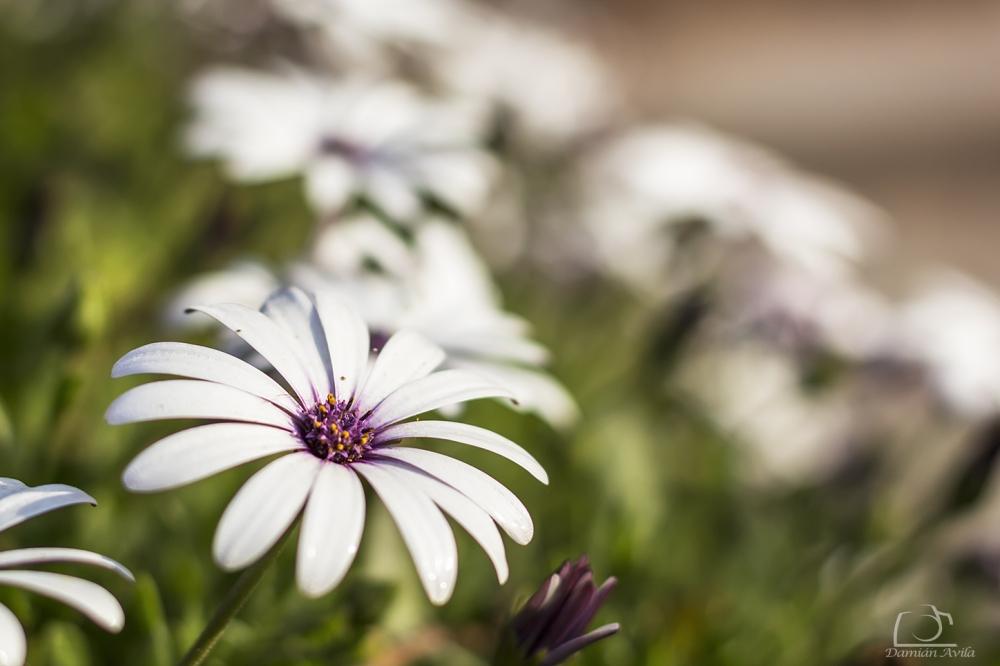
[{"xmin": 177, "ymin": 524, "xmax": 296, "ymax": 666}]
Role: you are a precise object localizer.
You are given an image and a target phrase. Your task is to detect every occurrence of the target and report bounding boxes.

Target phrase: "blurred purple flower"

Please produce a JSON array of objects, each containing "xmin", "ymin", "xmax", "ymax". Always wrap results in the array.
[{"xmin": 495, "ymin": 556, "xmax": 619, "ymax": 665}]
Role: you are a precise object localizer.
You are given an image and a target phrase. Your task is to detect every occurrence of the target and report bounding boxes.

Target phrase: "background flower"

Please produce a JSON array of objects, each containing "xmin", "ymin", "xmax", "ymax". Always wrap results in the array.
[
  {"xmin": 579, "ymin": 124, "xmax": 883, "ymax": 299},
  {"xmin": 165, "ymin": 216, "xmax": 580, "ymax": 429},
  {"xmin": 186, "ymin": 69, "xmax": 497, "ymax": 220}
]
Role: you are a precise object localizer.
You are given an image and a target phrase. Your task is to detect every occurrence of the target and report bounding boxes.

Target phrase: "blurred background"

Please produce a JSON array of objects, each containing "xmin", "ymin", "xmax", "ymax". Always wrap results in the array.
[
  {"xmin": 540, "ymin": 0, "xmax": 1000, "ymax": 291},
  {"xmin": 3, "ymin": 1, "xmax": 1000, "ymax": 665}
]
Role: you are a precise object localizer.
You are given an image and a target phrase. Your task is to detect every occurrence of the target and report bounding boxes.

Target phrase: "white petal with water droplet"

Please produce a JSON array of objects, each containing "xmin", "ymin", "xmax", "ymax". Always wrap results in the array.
[
  {"xmin": 296, "ymin": 464, "xmax": 366, "ymax": 597},
  {"xmin": 375, "ymin": 448, "xmax": 533, "ymax": 544},
  {"xmin": 0, "ymin": 602, "xmax": 25, "ymax": 666},
  {"xmin": 386, "ymin": 461, "xmax": 508, "ymax": 583},
  {"xmin": 354, "ymin": 462, "xmax": 457, "ymax": 605},
  {"xmin": 314, "ymin": 293, "xmax": 370, "ymax": 401}
]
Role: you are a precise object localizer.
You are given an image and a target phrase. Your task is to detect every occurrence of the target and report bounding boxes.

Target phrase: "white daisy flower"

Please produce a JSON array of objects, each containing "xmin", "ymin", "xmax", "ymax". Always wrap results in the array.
[
  {"xmin": 580, "ymin": 124, "xmax": 882, "ymax": 298},
  {"xmin": 108, "ymin": 293, "xmax": 547, "ymax": 604},
  {"xmin": 0, "ymin": 479, "xmax": 133, "ymax": 666},
  {"xmin": 185, "ymin": 68, "xmax": 497, "ymax": 221}
]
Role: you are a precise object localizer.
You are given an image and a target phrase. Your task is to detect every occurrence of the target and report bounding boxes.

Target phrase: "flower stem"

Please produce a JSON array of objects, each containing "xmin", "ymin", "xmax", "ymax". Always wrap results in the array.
[{"xmin": 177, "ymin": 525, "xmax": 296, "ymax": 666}]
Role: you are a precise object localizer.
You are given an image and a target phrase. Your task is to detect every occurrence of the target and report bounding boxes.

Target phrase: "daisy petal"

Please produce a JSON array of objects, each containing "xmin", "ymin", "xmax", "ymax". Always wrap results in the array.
[
  {"xmin": 369, "ymin": 370, "xmax": 513, "ymax": 428},
  {"xmin": 365, "ymin": 167, "xmax": 421, "ymax": 221},
  {"xmin": 451, "ymin": 360, "xmax": 580, "ymax": 431},
  {"xmin": 314, "ymin": 291, "xmax": 370, "ymax": 402},
  {"xmin": 374, "ymin": 420, "xmax": 547, "ymax": 484},
  {"xmin": 305, "ymin": 157, "xmax": 356, "ymax": 214},
  {"xmin": 433, "ymin": 333, "xmax": 550, "ymax": 366},
  {"xmin": 539, "ymin": 624, "xmax": 621, "ymax": 666},
  {"xmin": 123, "ymin": 423, "xmax": 305, "ymax": 492},
  {"xmin": 0, "ymin": 549, "xmax": 133, "ymax": 582},
  {"xmin": 386, "ymin": 461, "xmax": 508, "ymax": 584},
  {"xmin": 0, "ymin": 602, "xmax": 26, "ymax": 666},
  {"xmin": 261, "ymin": 289, "xmax": 332, "ymax": 398},
  {"xmin": 191, "ymin": 304, "xmax": 318, "ymax": 405},
  {"xmin": 0, "ymin": 571, "xmax": 124, "ymax": 632},
  {"xmin": 296, "ymin": 464, "xmax": 365, "ymax": 598},
  {"xmin": 356, "ymin": 330, "xmax": 446, "ymax": 415},
  {"xmin": 0, "ymin": 480, "xmax": 95, "ymax": 535},
  {"xmin": 375, "ymin": 448, "xmax": 533, "ymax": 545},
  {"xmin": 354, "ymin": 462, "xmax": 458, "ymax": 605},
  {"xmin": 105, "ymin": 380, "xmax": 295, "ymax": 429},
  {"xmin": 111, "ymin": 342, "xmax": 298, "ymax": 412},
  {"xmin": 213, "ymin": 453, "xmax": 320, "ymax": 571}
]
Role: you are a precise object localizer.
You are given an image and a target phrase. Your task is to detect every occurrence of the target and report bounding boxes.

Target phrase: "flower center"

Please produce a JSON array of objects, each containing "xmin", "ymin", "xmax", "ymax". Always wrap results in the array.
[
  {"xmin": 319, "ymin": 136, "xmax": 369, "ymax": 164},
  {"xmin": 298, "ymin": 394, "xmax": 374, "ymax": 463}
]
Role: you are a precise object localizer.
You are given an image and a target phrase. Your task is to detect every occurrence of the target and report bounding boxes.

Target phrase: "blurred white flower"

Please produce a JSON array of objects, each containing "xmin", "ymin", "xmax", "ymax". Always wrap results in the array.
[
  {"xmin": 895, "ymin": 272, "xmax": 1000, "ymax": 418},
  {"xmin": 432, "ymin": 16, "xmax": 618, "ymax": 149},
  {"xmin": 186, "ymin": 68, "xmax": 497, "ymax": 221},
  {"xmin": 110, "ymin": 292, "xmax": 546, "ymax": 604},
  {"xmin": 164, "ymin": 260, "xmax": 280, "ymax": 331},
  {"xmin": 271, "ymin": 0, "xmax": 468, "ymax": 72},
  {"xmin": 0, "ymin": 480, "xmax": 133, "ymax": 666},
  {"xmin": 678, "ymin": 346, "xmax": 856, "ymax": 485},
  {"xmin": 164, "ymin": 216, "xmax": 579, "ymax": 430},
  {"xmin": 727, "ymin": 262, "xmax": 895, "ymax": 361},
  {"xmin": 270, "ymin": 0, "xmax": 616, "ymax": 148},
  {"xmin": 295, "ymin": 217, "xmax": 580, "ymax": 430},
  {"xmin": 580, "ymin": 124, "xmax": 882, "ymax": 298}
]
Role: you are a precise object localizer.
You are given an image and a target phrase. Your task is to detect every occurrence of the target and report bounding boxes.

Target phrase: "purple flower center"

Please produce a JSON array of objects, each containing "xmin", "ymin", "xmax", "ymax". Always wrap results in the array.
[
  {"xmin": 319, "ymin": 136, "xmax": 370, "ymax": 164},
  {"xmin": 370, "ymin": 331, "xmax": 391, "ymax": 354},
  {"xmin": 298, "ymin": 394, "xmax": 374, "ymax": 464}
]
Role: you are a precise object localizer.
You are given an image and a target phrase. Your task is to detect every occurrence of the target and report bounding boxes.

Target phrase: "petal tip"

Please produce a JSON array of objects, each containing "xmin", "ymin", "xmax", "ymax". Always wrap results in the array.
[
  {"xmin": 428, "ymin": 586, "xmax": 454, "ymax": 606},
  {"xmin": 104, "ymin": 615, "xmax": 125, "ymax": 634},
  {"xmin": 120, "ymin": 466, "xmax": 151, "ymax": 493},
  {"xmin": 215, "ymin": 557, "xmax": 244, "ymax": 573},
  {"xmin": 296, "ymin": 577, "xmax": 335, "ymax": 599},
  {"xmin": 512, "ymin": 526, "xmax": 534, "ymax": 546},
  {"xmin": 75, "ymin": 489, "xmax": 99, "ymax": 508}
]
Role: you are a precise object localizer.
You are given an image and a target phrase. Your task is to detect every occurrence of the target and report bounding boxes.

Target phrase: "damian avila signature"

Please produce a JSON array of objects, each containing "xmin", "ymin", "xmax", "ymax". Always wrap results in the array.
[{"xmin": 886, "ymin": 605, "xmax": 974, "ymax": 658}]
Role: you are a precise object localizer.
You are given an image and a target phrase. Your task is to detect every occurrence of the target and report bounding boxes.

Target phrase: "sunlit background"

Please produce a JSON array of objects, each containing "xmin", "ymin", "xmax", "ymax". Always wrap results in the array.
[{"xmin": 3, "ymin": 0, "xmax": 1000, "ymax": 664}]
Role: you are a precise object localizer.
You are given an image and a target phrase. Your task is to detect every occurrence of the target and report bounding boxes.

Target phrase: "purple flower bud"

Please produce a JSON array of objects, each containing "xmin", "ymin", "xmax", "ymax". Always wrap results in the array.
[{"xmin": 494, "ymin": 556, "xmax": 619, "ymax": 665}]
